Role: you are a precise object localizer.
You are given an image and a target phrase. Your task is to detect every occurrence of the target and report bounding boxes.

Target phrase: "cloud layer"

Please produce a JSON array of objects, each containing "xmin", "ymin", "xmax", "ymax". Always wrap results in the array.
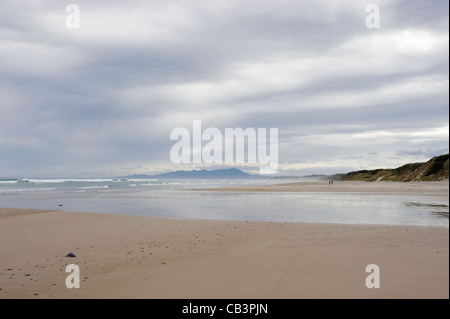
[{"xmin": 0, "ymin": 0, "xmax": 448, "ymax": 177}]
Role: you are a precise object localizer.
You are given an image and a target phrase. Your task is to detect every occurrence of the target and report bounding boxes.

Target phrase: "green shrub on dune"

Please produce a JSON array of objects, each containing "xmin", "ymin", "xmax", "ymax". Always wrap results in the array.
[{"xmin": 343, "ymin": 154, "xmax": 449, "ymax": 182}]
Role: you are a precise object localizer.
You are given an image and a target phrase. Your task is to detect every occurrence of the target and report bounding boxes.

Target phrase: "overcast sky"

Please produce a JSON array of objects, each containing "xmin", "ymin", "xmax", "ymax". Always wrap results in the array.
[{"xmin": 0, "ymin": 0, "xmax": 448, "ymax": 177}]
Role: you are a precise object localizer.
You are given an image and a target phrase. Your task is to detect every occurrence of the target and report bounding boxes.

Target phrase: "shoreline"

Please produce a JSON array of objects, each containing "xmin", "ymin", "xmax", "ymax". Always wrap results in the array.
[
  {"xmin": 194, "ymin": 180, "xmax": 449, "ymax": 196},
  {"xmin": 0, "ymin": 208, "xmax": 448, "ymax": 299},
  {"xmin": 1, "ymin": 180, "xmax": 447, "ymax": 227}
]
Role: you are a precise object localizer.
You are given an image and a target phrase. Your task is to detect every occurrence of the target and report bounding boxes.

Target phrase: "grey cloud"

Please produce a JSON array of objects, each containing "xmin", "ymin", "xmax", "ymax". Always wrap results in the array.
[
  {"xmin": 0, "ymin": 0, "xmax": 448, "ymax": 177},
  {"xmin": 396, "ymin": 148, "xmax": 449, "ymax": 158}
]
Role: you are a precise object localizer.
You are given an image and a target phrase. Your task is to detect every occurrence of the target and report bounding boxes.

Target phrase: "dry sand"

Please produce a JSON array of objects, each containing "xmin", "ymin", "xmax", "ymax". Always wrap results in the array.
[
  {"xmin": 0, "ymin": 207, "xmax": 448, "ymax": 299},
  {"xmin": 200, "ymin": 180, "xmax": 450, "ymax": 196}
]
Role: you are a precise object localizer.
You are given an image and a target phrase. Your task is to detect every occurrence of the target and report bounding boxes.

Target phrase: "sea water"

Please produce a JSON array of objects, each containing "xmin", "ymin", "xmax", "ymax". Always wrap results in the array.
[{"xmin": 0, "ymin": 178, "xmax": 448, "ymax": 227}]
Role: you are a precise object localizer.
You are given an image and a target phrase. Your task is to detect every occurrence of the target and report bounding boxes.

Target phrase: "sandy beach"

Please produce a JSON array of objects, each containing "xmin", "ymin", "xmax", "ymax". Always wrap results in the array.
[
  {"xmin": 201, "ymin": 180, "xmax": 450, "ymax": 196},
  {"xmin": 0, "ymin": 204, "xmax": 448, "ymax": 298},
  {"xmin": 2, "ymin": 0, "xmax": 448, "ymax": 303}
]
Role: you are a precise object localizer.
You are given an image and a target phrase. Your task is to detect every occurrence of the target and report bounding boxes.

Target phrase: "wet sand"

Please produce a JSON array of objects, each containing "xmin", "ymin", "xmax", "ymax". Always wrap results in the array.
[{"xmin": 0, "ymin": 207, "xmax": 448, "ymax": 299}]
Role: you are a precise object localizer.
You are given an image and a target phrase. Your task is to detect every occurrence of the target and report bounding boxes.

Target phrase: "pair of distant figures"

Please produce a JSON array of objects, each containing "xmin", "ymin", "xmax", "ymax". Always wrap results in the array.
[{"xmin": 328, "ymin": 180, "xmax": 334, "ymax": 185}]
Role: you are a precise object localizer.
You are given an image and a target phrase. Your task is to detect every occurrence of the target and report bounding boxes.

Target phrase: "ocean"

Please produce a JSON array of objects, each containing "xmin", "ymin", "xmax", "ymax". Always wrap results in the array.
[{"xmin": 0, "ymin": 178, "xmax": 448, "ymax": 227}]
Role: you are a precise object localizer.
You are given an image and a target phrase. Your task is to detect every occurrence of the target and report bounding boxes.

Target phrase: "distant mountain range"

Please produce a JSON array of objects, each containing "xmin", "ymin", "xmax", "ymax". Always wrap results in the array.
[
  {"xmin": 122, "ymin": 154, "xmax": 449, "ymax": 182},
  {"xmin": 123, "ymin": 168, "xmax": 261, "ymax": 179},
  {"xmin": 325, "ymin": 154, "xmax": 449, "ymax": 182}
]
